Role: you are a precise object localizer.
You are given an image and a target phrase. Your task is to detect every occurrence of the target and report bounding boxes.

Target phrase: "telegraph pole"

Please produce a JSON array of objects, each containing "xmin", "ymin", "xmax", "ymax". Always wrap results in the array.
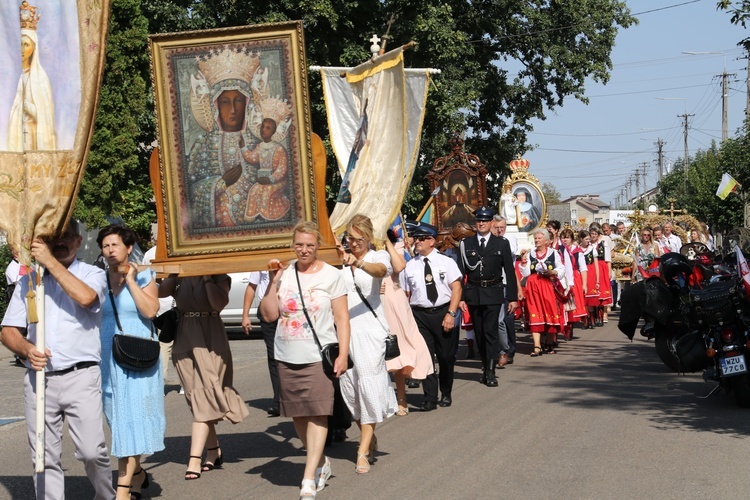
[
  {"xmin": 719, "ymin": 70, "xmax": 736, "ymax": 141},
  {"xmin": 679, "ymin": 113, "xmax": 694, "ymax": 189},
  {"xmin": 656, "ymin": 138, "xmax": 664, "ymax": 183},
  {"xmin": 634, "ymin": 170, "xmax": 641, "ymax": 207},
  {"xmin": 641, "ymin": 162, "xmax": 649, "ymax": 197}
]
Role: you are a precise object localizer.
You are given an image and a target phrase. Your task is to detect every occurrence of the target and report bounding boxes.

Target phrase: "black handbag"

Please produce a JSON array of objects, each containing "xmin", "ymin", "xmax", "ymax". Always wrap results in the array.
[
  {"xmin": 294, "ymin": 263, "xmax": 353, "ymax": 375},
  {"xmin": 153, "ymin": 306, "xmax": 179, "ymax": 343},
  {"xmin": 351, "ymin": 271, "xmax": 400, "ymax": 361},
  {"xmin": 107, "ymin": 274, "xmax": 160, "ymax": 371}
]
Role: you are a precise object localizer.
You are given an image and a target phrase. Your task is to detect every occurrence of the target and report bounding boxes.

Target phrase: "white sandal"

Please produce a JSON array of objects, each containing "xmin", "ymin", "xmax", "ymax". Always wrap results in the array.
[
  {"xmin": 315, "ymin": 456, "xmax": 331, "ymax": 491},
  {"xmin": 300, "ymin": 478, "xmax": 317, "ymax": 498}
]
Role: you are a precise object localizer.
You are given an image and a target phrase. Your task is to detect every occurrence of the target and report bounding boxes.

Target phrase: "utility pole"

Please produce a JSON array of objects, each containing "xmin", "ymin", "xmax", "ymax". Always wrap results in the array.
[
  {"xmin": 719, "ymin": 70, "xmax": 736, "ymax": 141},
  {"xmin": 656, "ymin": 138, "xmax": 664, "ymax": 183},
  {"xmin": 679, "ymin": 113, "xmax": 694, "ymax": 189},
  {"xmin": 641, "ymin": 162, "xmax": 649, "ymax": 199},
  {"xmin": 746, "ymin": 46, "xmax": 750, "ymax": 120},
  {"xmin": 634, "ymin": 170, "xmax": 641, "ymax": 207}
]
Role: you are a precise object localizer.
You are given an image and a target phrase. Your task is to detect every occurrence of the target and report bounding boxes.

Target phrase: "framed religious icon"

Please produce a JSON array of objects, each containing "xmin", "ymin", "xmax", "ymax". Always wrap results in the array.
[
  {"xmin": 499, "ymin": 157, "xmax": 547, "ymax": 233},
  {"xmin": 427, "ymin": 135, "xmax": 488, "ymax": 233},
  {"xmin": 149, "ymin": 21, "xmax": 336, "ymax": 271}
]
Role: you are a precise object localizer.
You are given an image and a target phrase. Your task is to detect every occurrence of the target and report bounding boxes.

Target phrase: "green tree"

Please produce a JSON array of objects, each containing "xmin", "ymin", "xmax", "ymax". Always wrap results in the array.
[
  {"xmin": 541, "ymin": 182, "xmax": 561, "ymax": 204},
  {"xmin": 78, "ymin": 0, "xmax": 635, "ymax": 234},
  {"xmin": 655, "ymin": 138, "xmax": 749, "ymax": 232},
  {"xmin": 75, "ymin": 0, "xmax": 154, "ymax": 239}
]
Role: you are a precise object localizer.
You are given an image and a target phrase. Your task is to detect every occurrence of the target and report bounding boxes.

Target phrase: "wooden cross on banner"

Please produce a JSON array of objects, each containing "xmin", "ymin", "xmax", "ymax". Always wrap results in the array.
[{"xmin": 663, "ymin": 197, "xmax": 688, "ymax": 220}]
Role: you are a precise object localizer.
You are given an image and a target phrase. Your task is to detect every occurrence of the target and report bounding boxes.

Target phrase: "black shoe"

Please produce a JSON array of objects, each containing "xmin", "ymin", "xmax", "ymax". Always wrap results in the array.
[
  {"xmin": 406, "ymin": 379, "xmax": 420, "ymax": 389},
  {"xmin": 479, "ymin": 371, "xmax": 487, "ymax": 385},
  {"xmin": 417, "ymin": 401, "xmax": 438, "ymax": 412},
  {"xmin": 332, "ymin": 428, "xmax": 347, "ymax": 442},
  {"xmin": 267, "ymin": 403, "xmax": 280, "ymax": 417},
  {"xmin": 438, "ymin": 395, "xmax": 452, "ymax": 407},
  {"xmin": 484, "ymin": 370, "xmax": 498, "ymax": 387},
  {"xmin": 466, "ymin": 350, "xmax": 475, "ymax": 359},
  {"xmin": 506, "ymin": 356, "xmax": 514, "ymax": 365}
]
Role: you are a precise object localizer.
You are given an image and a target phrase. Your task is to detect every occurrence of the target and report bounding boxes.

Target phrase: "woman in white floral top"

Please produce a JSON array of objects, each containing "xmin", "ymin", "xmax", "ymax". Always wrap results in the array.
[{"xmin": 259, "ymin": 221, "xmax": 351, "ymax": 499}]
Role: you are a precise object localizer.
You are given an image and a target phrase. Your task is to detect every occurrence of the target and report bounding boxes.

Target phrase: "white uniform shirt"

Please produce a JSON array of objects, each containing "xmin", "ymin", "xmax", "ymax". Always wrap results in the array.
[{"xmin": 400, "ymin": 249, "xmax": 462, "ymax": 308}]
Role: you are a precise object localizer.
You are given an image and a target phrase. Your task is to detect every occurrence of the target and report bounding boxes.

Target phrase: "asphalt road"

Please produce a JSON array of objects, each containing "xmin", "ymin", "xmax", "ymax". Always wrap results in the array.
[{"xmin": 2, "ymin": 315, "xmax": 750, "ymax": 499}]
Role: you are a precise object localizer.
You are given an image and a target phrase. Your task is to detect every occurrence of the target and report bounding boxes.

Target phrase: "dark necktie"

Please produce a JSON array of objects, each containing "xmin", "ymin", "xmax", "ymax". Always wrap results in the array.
[
  {"xmin": 423, "ymin": 257, "xmax": 438, "ymax": 303},
  {"xmin": 480, "ymin": 237, "xmax": 486, "ymax": 251}
]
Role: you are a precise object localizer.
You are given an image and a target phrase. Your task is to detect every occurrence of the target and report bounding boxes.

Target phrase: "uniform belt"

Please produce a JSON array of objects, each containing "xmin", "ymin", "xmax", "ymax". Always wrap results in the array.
[
  {"xmin": 45, "ymin": 361, "xmax": 98, "ymax": 376},
  {"xmin": 183, "ymin": 311, "xmax": 219, "ymax": 318},
  {"xmin": 468, "ymin": 278, "xmax": 503, "ymax": 288},
  {"xmin": 411, "ymin": 303, "xmax": 450, "ymax": 313}
]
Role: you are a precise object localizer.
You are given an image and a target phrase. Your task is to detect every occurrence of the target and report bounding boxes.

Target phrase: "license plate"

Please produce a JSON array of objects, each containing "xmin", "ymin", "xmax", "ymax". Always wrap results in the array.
[{"xmin": 720, "ymin": 355, "xmax": 747, "ymax": 377}]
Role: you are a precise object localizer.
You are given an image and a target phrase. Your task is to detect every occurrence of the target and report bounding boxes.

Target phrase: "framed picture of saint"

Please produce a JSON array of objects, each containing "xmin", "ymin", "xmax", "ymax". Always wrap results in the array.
[
  {"xmin": 509, "ymin": 180, "xmax": 545, "ymax": 232},
  {"xmin": 150, "ymin": 22, "xmax": 322, "ymax": 259}
]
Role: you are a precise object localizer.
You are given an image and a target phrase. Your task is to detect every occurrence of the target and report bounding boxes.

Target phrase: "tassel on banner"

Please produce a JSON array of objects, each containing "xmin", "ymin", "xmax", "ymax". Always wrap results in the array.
[{"xmin": 26, "ymin": 274, "xmax": 38, "ymax": 324}]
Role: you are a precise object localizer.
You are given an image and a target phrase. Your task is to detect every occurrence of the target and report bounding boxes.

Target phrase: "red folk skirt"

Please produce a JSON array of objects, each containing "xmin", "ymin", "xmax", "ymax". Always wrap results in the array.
[
  {"xmin": 524, "ymin": 273, "xmax": 565, "ymax": 334},
  {"xmin": 597, "ymin": 260, "xmax": 613, "ymax": 306},
  {"xmin": 571, "ymin": 270, "xmax": 588, "ymax": 319},
  {"xmin": 584, "ymin": 262, "xmax": 600, "ymax": 307}
]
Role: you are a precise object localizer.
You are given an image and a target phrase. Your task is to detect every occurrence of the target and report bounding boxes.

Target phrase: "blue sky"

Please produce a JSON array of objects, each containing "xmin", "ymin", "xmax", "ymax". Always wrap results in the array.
[{"xmin": 521, "ymin": 0, "xmax": 748, "ymax": 205}]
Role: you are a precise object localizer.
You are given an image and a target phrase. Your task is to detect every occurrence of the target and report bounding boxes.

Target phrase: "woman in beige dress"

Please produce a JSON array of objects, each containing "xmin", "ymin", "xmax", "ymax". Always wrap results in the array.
[{"xmin": 159, "ymin": 274, "xmax": 250, "ymax": 480}]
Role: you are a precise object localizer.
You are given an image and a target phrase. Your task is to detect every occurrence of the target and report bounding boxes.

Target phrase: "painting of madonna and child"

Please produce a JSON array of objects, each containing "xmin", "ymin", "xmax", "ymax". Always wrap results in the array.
[
  {"xmin": 0, "ymin": 0, "xmax": 81, "ymax": 152},
  {"xmin": 151, "ymin": 23, "xmax": 314, "ymax": 257}
]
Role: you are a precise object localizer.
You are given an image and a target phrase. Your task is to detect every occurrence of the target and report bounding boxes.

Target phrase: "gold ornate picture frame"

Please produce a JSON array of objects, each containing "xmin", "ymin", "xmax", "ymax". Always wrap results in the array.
[
  {"xmin": 500, "ymin": 158, "xmax": 547, "ymax": 232},
  {"xmin": 149, "ymin": 22, "xmax": 334, "ymax": 271}
]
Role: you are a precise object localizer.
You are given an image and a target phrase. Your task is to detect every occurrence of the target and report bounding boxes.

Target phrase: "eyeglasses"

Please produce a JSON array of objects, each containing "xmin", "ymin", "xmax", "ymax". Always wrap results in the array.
[
  {"xmin": 642, "ymin": 233, "xmax": 651, "ymax": 237},
  {"xmin": 345, "ymin": 236, "xmax": 366, "ymax": 244},
  {"xmin": 415, "ymin": 236, "xmax": 434, "ymax": 241}
]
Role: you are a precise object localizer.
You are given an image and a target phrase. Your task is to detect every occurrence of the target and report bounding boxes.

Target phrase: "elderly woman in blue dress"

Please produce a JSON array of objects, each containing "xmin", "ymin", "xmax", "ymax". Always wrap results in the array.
[{"xmin": 97, "ymin": 225, "xmax": 164, "ymax": 500}]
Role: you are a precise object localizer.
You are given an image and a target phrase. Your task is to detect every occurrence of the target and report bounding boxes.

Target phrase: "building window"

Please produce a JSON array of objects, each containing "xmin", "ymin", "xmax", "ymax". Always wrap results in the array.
[
  {"xmin": 595, "ymin": 217, "xmax": 602, "ymax": 223},
  {"xmin": 571, "ymin": 209, "xmax": 577, "ymax": 219}
]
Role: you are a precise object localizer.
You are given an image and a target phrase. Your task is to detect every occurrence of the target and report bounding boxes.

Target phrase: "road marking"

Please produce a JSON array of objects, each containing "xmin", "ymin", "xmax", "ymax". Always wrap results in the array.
[{"xmin": 0, "ymin": 417, "xmax": 24, "ymax": 426}]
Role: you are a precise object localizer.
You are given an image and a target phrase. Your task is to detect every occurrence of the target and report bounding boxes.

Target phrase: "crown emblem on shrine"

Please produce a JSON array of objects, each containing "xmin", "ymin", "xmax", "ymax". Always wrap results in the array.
[
  {"xmin": 19, "ymin": 1, "xmax": 40, "ymax": 30},
  {"xmin": 509, "ymin": 156, "xmax": 530, "ymax": 172},
  {"xmin": 197, "ymin": 48, "xmax": 260, "ymax": 87},
  {"xmin": 260, "ymin": 96, "xmax": 292, "ymax": 125}
]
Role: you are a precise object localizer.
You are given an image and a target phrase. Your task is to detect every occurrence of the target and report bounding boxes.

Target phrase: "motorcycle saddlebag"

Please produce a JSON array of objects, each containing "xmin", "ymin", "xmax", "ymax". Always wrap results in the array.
[
  {"xmin": 675, "ymin": 330, "xmax": 710, "ymax": 372},
  {"xmin": 688, "ymin": 279, "xmax": 741, "ymax": 326}
]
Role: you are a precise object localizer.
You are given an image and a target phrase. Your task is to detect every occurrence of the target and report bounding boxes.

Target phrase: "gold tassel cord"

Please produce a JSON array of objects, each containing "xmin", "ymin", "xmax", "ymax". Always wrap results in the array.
[{"xmin": 26, "ymin": 272, "xmax": 38, "ymax": 324}]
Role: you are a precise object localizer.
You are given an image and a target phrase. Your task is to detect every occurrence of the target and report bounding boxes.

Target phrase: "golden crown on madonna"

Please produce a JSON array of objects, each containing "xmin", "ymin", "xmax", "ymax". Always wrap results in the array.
[
  {"xmin": 197, "ymin": 48, "xmax": 260, "ymax": 87},
  {"xmin": 19, "ymin": 1, "xmax": 40, "ymax": 30}
]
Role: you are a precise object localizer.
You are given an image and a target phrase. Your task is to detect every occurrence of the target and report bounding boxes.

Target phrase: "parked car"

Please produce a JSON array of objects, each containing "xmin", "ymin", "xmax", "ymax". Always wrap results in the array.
[{"xmin": 221, "ymin": 272, "xmax": 259, "ymax": 331}]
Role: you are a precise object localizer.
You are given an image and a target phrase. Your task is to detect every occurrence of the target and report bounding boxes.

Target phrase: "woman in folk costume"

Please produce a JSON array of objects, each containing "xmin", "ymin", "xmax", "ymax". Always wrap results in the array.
[
  {"xmin": 561, "ymin": 228, "xmax": 589, "ymax": 333},
  {"xmin": 547, "ymin": 220, "xmax": 574, "ymax": 342},
  {"xmin": 9, "ymin": 3, "xmax": 56, "ymax": 151},
  {"xmin": 578, "ymin": 230, "xmax": 601, "ymax": 329},
  {"xmin": 589, "ymin": 224, "xmax": 613, "ymax": 325},
  {"xmin": 518, "ymin": 229, "xmax": 566, "ymax": 356}
]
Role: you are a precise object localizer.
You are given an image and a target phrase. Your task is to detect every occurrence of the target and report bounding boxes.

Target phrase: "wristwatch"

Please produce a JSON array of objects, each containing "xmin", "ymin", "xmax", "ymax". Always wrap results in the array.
[{"xmin": 447, "ymin": 310, "xmax": 458, "ymax": 318}]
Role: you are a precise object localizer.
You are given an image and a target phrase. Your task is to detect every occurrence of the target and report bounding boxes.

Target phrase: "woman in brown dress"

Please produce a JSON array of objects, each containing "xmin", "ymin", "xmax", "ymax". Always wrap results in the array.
[{"xmin": 159, "ymin": 274, "xmax": 250, "ymax": 480}]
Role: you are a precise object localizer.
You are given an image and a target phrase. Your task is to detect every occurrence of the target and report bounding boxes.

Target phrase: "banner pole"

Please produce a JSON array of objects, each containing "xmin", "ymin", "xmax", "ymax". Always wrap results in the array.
[{"xmin": 34, "ymin": 264, "xmax": 45, "ymax": 473}]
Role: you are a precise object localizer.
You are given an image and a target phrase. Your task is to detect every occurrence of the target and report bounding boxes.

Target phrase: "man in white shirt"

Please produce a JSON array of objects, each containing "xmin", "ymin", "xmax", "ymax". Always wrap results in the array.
[
  {"xmin": 663, "ymin": 222, "xmax": 683, "ymax": 253},
  {"xmin": 401, "ymin": 223, "xmax": 462, "ymax": 410},
  {"xmin": 1, "ymin": 220, "xmax": 115, "ymax": 499}
]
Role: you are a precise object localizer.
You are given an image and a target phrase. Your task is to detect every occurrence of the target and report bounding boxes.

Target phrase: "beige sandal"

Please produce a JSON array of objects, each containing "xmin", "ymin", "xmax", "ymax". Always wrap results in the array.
[
  {"xmin": 355, "ymin": 452, "xmax": 371, "ymax": 474},
  {"xmin": 396, "ymin": 398, "xmax": 409, "ymax": 416}
]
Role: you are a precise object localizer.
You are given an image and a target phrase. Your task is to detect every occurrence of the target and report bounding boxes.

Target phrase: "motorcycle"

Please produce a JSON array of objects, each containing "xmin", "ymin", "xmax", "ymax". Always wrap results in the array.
[{"xmin": 687, "ymin": 274, "xmax": 750, "ymax": 407}]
